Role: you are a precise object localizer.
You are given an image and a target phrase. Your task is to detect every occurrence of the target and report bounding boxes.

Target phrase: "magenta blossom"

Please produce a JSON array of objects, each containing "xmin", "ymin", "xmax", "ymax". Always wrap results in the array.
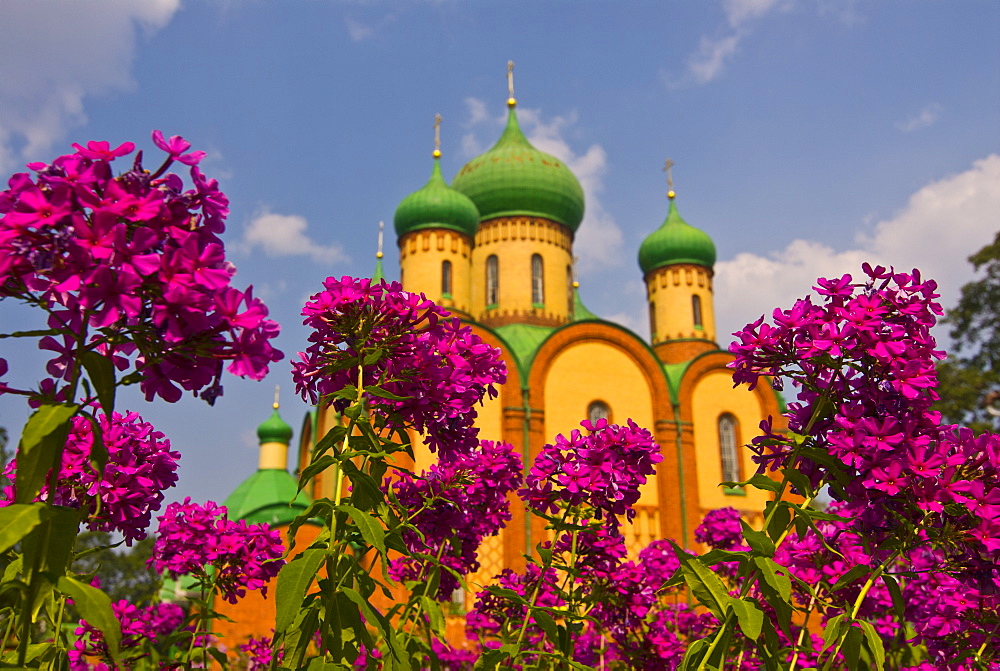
[
  {"xmin": 0, "ymin": 409, "xmax": 179, "ymax": 544},
  {"xmin": 149, "ymin": 498, "xmax": 284, "ymax": 604}
]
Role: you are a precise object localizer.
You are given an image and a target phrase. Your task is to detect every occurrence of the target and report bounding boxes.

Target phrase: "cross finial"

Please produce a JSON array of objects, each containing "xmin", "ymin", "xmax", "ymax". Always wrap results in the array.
[
  {"xmin": 663, "ymin": 158, "xmax": 676, "ymax": 199},
  {"xmin": 433, "ymin": 114, "xmax": 442, "ymax": 158},
  {"xmin": 571, "ymin": 255, "xmax": 580, "ymax": 288},
  {"xmin": 506, "ymin": 60, "xmax": 516, "ymax": 107},
  {"xmin": 273, "ymin": 385, "xmax": 280, "ymax": 410},
  {"xmin": 377, "ymin": 221, "xmax": 384, "ymax": 259}
]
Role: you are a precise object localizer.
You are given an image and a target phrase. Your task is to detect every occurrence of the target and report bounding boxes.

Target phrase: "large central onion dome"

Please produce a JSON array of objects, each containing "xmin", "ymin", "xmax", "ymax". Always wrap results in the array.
[
  {"xmin": 638, "ymin": 196, "xmax": 716, "ymax": 274},
  {"xmin": 452, "ymin": 103, "xmax": 585, "ymax": 232},
  {"xmin": 394, "ymin": 155, "xmax": 481, "ymax": 239}
]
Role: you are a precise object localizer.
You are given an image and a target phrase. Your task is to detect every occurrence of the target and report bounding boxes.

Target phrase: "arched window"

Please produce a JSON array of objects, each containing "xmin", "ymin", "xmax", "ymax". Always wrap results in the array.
[
  {"xmin": 692, "ymin": 294, "xmax": 703, "ymax": 329},
  {"xmin": 567, "ymin": 265, "xmax": 574, "ymax": 315},
  {"xmin": 486, "ymin": 255, "xmax": 499, "ymax": 307},
  {"xmin": 531, "ymin": 254, "xmax": 544, "ymax": 306},
  {"xmin": 588, "ymin": 401, "xmax": 611, "ymax": 425},
  {"xmin": 441, "ymin": 260, "xmax": 452, "ymax": 297},
  {"xmin": 719, "ymin": 414, "xmax": 741, "ymax": 485}
]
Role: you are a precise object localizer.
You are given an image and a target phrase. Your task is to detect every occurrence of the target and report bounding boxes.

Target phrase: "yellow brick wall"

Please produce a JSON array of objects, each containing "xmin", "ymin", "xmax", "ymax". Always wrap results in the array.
[
  {"xmin": 399, "ymin": 229, "xmax": 473, "ymax": 314},
  {"xmin": 471, "ymin": 217, "xmax": 573, "ymax": 323},
  {"xmin": 540, "ymin": 340, "xmax": 659, "ymax": 507},
  {"xmin": 646, "ymin": 264, "xmax": 716, "ymax": 345},
  {"xmin": 690, "ymin": 369, "xmax": 771, "ymax": 513}
]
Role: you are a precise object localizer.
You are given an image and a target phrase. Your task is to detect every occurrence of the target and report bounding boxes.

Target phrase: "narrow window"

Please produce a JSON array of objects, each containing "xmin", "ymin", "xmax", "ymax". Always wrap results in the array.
[
  {"xmin": 441, "ymin": 260, "xmax": 452, "ymax": 297},
  {"xmin": 531, "ymin": 254, "xmax": 544, "ymax": 306},
  {"xmin": 588, "ymin": 401, "xmax": 611, "ymax": 425},
  {"xmin": 692, "ymin": 294, "xmax": 703, "ymax": 329},
  {"xmin": 486, "ymin": 255, "xmax": 499, "ymax": 307},
  {"xmin": 719, "ymin": 414, "xmax": 740, "ymax": 484},
  {"xmin": 649, "ymin": 302, "xmax": 657, "ymax": 341}
]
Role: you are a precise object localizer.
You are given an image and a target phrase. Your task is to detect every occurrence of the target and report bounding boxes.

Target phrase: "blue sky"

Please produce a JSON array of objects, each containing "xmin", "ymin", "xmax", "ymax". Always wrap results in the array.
[{"xmin": 1, "ymin": 0, "xmax": 998, "ymax": 510}]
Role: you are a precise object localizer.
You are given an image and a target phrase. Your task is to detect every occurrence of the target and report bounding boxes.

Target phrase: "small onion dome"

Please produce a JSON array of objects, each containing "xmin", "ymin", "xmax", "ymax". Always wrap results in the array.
[
  {"xmin": 452, "ymin": 105, "xmax": 585, "ymax": 232},
  {"xmin": 257, "ymin": 407, "xmax": 293, "ymax": 445},
  {"xmin": 394, "ymin": 157, "xmax": 480, "ymax": 238},
  {"xmin": 638, "ymin": 198, "xmax": 716, "ymax": 275}
]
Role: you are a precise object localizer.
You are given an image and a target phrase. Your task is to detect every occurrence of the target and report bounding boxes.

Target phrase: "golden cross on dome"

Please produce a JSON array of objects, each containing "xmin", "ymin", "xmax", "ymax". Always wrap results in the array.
[
  {"xmin": 272, "ymin": 385, "xmax": 280, "ymax": 410},
  {"xmin": 377, "ymin": 221, "xmax": 384, "ymax": 259},
  {"xmin": 433, "ymin": 114, "xmax": 442, "ymax": 158},
  {"xmin": 571, "ymin": 255, "xmax": 580, "ymax": 288},
  {"xmin": 507, "ymin": 60, "xmax": 516, "ymax": 106},
  {"xmin": 663, "ymin": 158, "xmax": 676, "ymax": 199}
]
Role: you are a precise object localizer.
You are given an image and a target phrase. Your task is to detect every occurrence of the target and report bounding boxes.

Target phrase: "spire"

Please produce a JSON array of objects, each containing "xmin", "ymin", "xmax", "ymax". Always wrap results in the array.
[
  {"xmin": 507, "ymin": 60, "xmax": 517, "ymax": 108},
  {"xmin": 663, "ymin": 158, "xmax": 676, "ymax": 200},
  {"xmin": 433, "ymin": 113, "xmax": 442, "ymax": 158},
  {"xmin": 373, "ymin": 221, "xmax": 385, "ymax": 282},
  {"xmin": 256, "ymin": 386, "xmax": 293, "ymax": 470}
]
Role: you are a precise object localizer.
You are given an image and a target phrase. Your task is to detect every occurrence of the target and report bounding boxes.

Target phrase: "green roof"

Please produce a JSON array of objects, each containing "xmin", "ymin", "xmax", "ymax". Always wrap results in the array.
[
  {"xmin": 257, "ymin": 408, "xmax": 293, "ymax": 445},
  {"xmin": 224, "ymin": 469, "xmax": 312, "ymax": 527},
  {"xmin": 394, "ymin": 157, "xmax": 480, "ymax": 238},
  {"xmin": 571, "ymin": 286, "xmax": 599, "ymax": 322},
  {"xmin": 638, "ymin": 199, "xmax": 716, "ymax": 274},
  {"xmin": 452, "ymin": 105, "xmax": 585, "ymax": 232},
  {"xmin": 492, "ymin": 322, "xmax": 556, "ymax": 377}
]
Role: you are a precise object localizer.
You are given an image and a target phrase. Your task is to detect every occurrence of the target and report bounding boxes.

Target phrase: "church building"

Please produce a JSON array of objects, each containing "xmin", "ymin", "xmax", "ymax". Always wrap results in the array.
[{"xmin": 290, "ymin": 70, "xmax": 787, "ymax": 600}]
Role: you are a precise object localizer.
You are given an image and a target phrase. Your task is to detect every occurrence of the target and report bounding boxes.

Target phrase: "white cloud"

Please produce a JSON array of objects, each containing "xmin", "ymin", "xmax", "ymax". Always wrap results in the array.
[
  {"xmin": 345, "ymin": 17, "xmax": 374, "ymax": 42},
  {"xmin": 460, "ymin": 99, "xmax": 624, "ymax": 271},
  {"xmin": 243, "ymin": 209, "xmax": 349, "ymax": 264},
  {"xmin": 0, "ymin": 0, "xmax": 180, "ymax": 171},
  {"xmin": 897, "ymin": 103, "xmax": 943, "ymax": 132},
  {"xmin": 714, "ymin": 154, "xmax": 1000, "ymax": 347},
  {"xmin": 666, "ymin": 0, "xmax": 789, "ymax": 87}
]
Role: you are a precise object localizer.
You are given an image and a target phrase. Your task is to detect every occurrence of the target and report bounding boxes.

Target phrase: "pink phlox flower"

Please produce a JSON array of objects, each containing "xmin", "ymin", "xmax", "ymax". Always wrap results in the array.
[
  {"xmin": 71, "ymin": 140, "xmax": 135, "ymax": 161},
  {"xmin": 3, "ymin": 182, "xmax": 73, "ymax": 229},
  {"xmin": 151, "ymin": 130, "xmax": 206, "ymax": 166}
]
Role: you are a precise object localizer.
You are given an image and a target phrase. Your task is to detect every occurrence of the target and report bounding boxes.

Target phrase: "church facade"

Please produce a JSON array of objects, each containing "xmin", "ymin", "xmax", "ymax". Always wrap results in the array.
[{"xmin": 295, "ymin": 87, "xmax": 786, "ymax": 596}]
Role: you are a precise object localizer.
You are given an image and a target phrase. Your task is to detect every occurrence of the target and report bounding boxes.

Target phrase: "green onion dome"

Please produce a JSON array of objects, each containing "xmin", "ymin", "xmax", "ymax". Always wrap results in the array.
[
  {"xmin": 394, "ymin": 156, "xmax": 481, "ymax": 238},
  {"xmin": 452, "ymin": 104, "xmax": 585, "ymax": 232},
  {"xmin": 638, "ymin": 198, "xmax": 716, "ymax": 275},
  {"xmin": 224, "ymin": 469, "xmax": 311, "ymax": 527},
  {"xmin": 257, "ymin": 407, "xmax": 293, "ymax": 445}
]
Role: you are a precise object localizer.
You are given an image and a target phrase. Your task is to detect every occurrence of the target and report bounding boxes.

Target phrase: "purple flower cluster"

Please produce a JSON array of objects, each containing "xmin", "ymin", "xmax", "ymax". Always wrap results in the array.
[
  {"xmin": 292, "ymin": 276, "xmax": 506, "ymax": 456},
  {"xmin": 0, "ymin": 408, "xmax": 179, "ymax": 544},
  {"xmin": 389, "ymin": 440, "xmax": 522, "ymax": 599},
  {"xmin": 520, "ymin": 418, "xmax": 661, "ymax": 524},
  {"xmin": 727, "ymin": 264, "xmax": 1000, "ymax": 665},
  {"xmin": 0, "ymin": 132, "xmax": 282, "ymax": 405},
  {"xmin": 70, "ymin": 600, "xmax": 184, "ymax": 671},
  {"xmin": 149, "ymin": 498, "xmax": 285, "ymax": 604},
  {"xmin": 693, "ymin": 507, "xmax": 744, "ymax": 550},
  {"xmin": 238, "ymin": 635, "xmax": 281, "ymax": 671}
]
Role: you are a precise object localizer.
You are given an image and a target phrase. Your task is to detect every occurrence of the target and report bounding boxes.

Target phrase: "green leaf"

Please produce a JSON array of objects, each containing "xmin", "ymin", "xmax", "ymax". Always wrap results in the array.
[
  {"xmin": 753, "ymin": 556, "xmax": 791, "ymax": 602},
  {"xmin": 419, "ymin": 595, "xmax": 446, "ymax": 636},
  {"xmin": 531, "ymin": 608, "xmax": 560, "ymax": 647},
  {"xmin": 744, "ymin": 473, "xmax": 783, "ymax": 493},
  {"xmin": 15, "ymin": 404, "xmax": 78, "ymax": 503},
  {"xmin": 298, "ymin": 455, "xmax": 337, "ymax": 491},
  {"xmin": 859, "ymin": 620, "xmax": 886, "ymax": 671},
  {"xmin": 57, "ymin": 575, "xmax": 120, "ymax": 663},
  {"xmin": 822, "ymin": 613, "xmax": 846, "ymax": 648},
  {"xmin": 669, "ymin": 541, "xmax": 730, "ymax": 619},
  {"xmin": 81, "ymin": 350, "xmax": 116, "ymax": 418},
  {"xmin": 843, "ymin": 625, "xmax": 863, "ymax": 669},
  {"xmin": 781, "ymin": 467, "xmax": 814, "ymax": 498},
  {"xmin": 0, "ymin": 504, "xmax": 49, "ymax": 553},
  {"xmin": 207, "ymin": 646, "xmax": 230, "ymax": 668},
  {"xmin": 365, "ymin": 385, "xmax": 407, "ymax": 401},
  {"xmin": 764, "ymin": 500, "xmax": 791, "ymax": 542},
  {"xmin": 882, "ymin": 573, "xmax": 906, "ymax": 621},
  {"xmin": 275, "ymin": 548, "xmax": 326, "ymax": 633},
  {"xmin": 831, "ymin": 564, "xmax": 870, "ymax": 592},
  {"xmin": 741, "ymin": 519, "xmax": 775, "ymax": 557},
  {"xmin": 728, "ymin": 596, "xmax": 764, "ymax": 640},
  {"xmin": 342, "ymin": 461, "xmax": 384, "ymax": 511},
  {"xmin": 338, "ymin": 504, "xmax": 386, "ymax": 556},
  {"xmin": 22, "ymin": 505, "xmax": 79, "ymax": 577},
  {"xmin": 82, "ymin": 411, "xmax": 108, "ymax": 481}
]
